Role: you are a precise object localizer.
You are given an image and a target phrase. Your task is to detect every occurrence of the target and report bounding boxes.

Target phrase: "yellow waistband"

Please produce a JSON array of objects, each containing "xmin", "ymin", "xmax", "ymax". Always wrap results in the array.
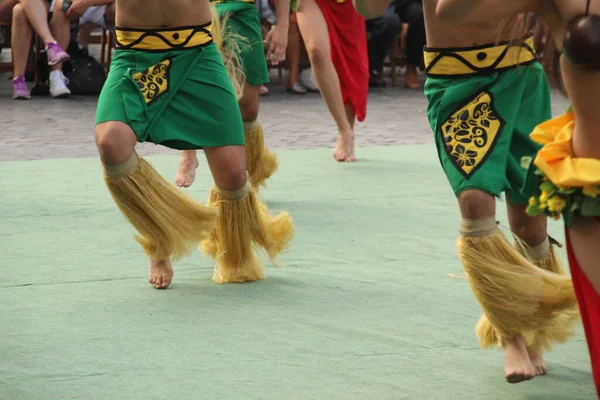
[
  {"xmin": 532, "ymin": 112, "xmax": 600, "ymax": 188},
  {"xmin": 115, "ymin": 24, "xmax": 213, "ymax": 51},
  {"xmin": 424, "ymin": 36, "xmax": 536, "ymax": 78}
]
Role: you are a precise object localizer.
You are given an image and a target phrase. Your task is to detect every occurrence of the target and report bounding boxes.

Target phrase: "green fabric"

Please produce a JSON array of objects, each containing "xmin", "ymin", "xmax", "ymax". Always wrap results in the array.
[
  {"xmin": 424, "ymin": 62, "xmax": 552, "ymax": 204},
  {"xmin": 213, "ymin": 1, "xmax": 270, "ymax": 86},
  {"xmin": 95, "ymin": 43, "xmax": 244, "ymax": 150}
]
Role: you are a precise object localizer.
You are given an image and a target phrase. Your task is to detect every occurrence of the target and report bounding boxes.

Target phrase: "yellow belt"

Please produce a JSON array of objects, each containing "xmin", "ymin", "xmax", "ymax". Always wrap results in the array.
[
  {"xmin": 424, "ymin": 36, "xmax": 536, "ymax": 78},
  {"xmin": 115, "ymin": 23, "xmax": 213, "ymax": 51}
]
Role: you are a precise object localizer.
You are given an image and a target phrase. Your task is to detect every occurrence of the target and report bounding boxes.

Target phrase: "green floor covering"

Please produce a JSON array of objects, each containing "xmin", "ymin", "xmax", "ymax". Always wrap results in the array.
[{"xmin": 0, "ymin": 145, "xmax": 595, "ymax": 400}]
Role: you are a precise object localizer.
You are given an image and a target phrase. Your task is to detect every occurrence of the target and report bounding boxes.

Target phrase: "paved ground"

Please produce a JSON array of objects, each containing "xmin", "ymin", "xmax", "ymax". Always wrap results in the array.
[
  {"xmin": 1, "ymin": 47, "xmax": 591, "ymax": 400},
  {"xmin": 0, "ymin": 52, "xmax": 570, "ymax": 161}
]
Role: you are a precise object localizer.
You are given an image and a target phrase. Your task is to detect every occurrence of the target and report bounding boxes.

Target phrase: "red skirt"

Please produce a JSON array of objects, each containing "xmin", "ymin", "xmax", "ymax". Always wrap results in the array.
[
  {"xmin": 314, "ymin": 0, "xmax": 369, "ymax": 122},
  {"xmin": 566, "ymin": 220, "xmax": 600, "ymax": 398}
]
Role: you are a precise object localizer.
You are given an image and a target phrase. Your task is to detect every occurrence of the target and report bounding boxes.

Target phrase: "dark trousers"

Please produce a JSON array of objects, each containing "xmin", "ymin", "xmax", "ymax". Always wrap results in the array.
[
  {"xmin": 365, "ymin": 5, "xmax": 401, "ymax": 74},
  {"xmin": 396, "ymin": 0, "xmax": 425, "ymax": 69}
]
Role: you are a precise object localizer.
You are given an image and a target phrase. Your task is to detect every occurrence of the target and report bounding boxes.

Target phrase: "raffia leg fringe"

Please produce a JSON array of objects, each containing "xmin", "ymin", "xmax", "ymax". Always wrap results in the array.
[
  {"xmin": 512, "ymin": 236, "xmax": 580, "ymax": 354},
  {"xmin": 201, "ymin": 179, "xmax": 294, "ymax": 283},
  {"xmin": 244, "ymin": 120, "xmax": 278, "ymax": 189},
  {"xmin": 103, "ymin": 152, "xmax": 218, "ymax": 260},
  {"xmin": 458, "ymin": 229, "xmax": 578, "ymax": 348}
]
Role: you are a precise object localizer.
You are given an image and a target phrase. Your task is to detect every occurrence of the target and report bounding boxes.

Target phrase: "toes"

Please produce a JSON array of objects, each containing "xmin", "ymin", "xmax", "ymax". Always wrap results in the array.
[{"xmin": 159, "ymin": 277, "xmax": 171, "ymax": 289}]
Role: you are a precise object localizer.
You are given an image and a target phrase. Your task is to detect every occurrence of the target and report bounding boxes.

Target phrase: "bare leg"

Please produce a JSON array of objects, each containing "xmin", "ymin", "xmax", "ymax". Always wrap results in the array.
[
  {"xmin": 17, "ymin": 0, "xmax": 55, "ymax": 45},
  {"xmin": 175, "ymin": 150, "xmax": 200, "ymax": 188},
  {"xmin": 238, "ymin": 82, "xmax": 260, "ymax": 123},
  {"xmin": 95, "ymin": 121, "xmax": 174, "ymax": 289},
  {"xmin": 77, "ymin": 23, "xmax": 95, "ymax": 48},
  {"xmin": 568, "ymin": 218, "xmax": 600, "ymax": 294},
  {"xmin": 506, "ymin": 199, "xmax": 552, "ymax": 376},
  {"xmin": 459, "ymin": 190, "xmax": 536, "ymax": 382},
  {"xmin": 286, "ymin": 13, "xmax": 305, "ymax": 91},
  {"xmin": 48, "ymin": 0, "xmax": 70, "ymax": 72},
  {"xmin": 202, "ymin": 145, "xmax": 247, "ymax": 191},
  {"xmin": 176, "ymin": 84, "xmax": 265, "ymax": 188},
  {"xmin": 296, "ymin": 0, "xmax": 355, "ymax": 162},
  {"xmin": 11, "ymin": 4, "xmax": 32, "ymax": 78}
]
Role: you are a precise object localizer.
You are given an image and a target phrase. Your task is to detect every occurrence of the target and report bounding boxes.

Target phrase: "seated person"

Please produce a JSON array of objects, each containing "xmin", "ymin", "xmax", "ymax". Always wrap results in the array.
[
  {"xmin": 393, "ymin": 0, "xmax": 424, "ymax": 89},
  {"xmin": 257, "ymin": 0, "xmax": 306, "ymax": 94},
  {"xmin": 11, "ymin": 0, "xmax": 70, "ymax": 99},
  {"xmin": 365, "ymin": 4, "xmax": 401, "ymax": 87},
  {"xmin": 51, "ymin": 0, "xmax": 114, "ymax": 50}
]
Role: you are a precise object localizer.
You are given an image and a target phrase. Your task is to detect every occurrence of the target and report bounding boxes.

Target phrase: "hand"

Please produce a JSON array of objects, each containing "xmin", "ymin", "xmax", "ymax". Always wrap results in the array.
[
  {"xmin": 65, "ymin": 0, "xmax": 90, "ymax": 20},
  {"xmin": 264, "ymin": 24, "xmax": 288, "ymax": 66}
]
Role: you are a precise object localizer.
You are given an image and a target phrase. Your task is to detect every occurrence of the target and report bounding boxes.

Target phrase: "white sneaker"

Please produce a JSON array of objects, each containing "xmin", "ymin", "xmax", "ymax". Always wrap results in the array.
[
  {"xmin": 300, "ymin": 68, "xmax": 319, "ymax": 92},
  {"xmin": 49, "ymin": 70, "xmax": 71, "ymax": 98}
]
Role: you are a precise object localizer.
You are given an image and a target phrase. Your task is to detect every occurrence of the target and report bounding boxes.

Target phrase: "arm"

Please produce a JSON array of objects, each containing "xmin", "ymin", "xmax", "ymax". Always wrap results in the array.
[
  {"xmin": 436, "ymin": 0, "xmax": 543, "ymax": 24},
  {"xmin": 352, "ymin": 0, "xmax": 393, "ymax": 19},
  {"xmin": 65, "ymin": 0, "xmax": 113, "ymax": 19},
  {"xmin": 87, "ymin": 0, "xmax": 114, "ymax": 6},
  {"xmin": 264, "ymin": 0, "xmax": 290, "ymax": 65}
]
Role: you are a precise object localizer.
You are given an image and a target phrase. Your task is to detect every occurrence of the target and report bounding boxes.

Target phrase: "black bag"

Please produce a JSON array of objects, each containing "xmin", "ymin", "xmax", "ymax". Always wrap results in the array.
[{"xmin": 62, "ymin": 44, "xmax": 107, "ymax": 95}]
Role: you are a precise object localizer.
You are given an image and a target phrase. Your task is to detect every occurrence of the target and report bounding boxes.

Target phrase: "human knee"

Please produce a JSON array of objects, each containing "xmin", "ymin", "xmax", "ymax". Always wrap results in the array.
[
  {"xmin": 95, "ymin": 122, "xmax": 135, "ymax": 163},
  {"xmin": 385, "ymin": 13, "xmax": 402, "ymax": 33},
  {"xmin": 512, "ymin": 214, "xmax": 547, "ymax": 246},
  {"xmin": 458, "ymin": 190, "xmax": 495, "ymax": 219},
  {"xmin": 306, "ymin": 41, "xmax": 329, "ymax": 65},
  {"xmin": 12, "ymin": 3, "xmax": 27, "ymax": 24},
  {"xmin": 218, "ymin": 161, "xmax": 248, "ymax": 191},
  {"xmin": 239, "ymin": 99, "xmax": 259, "ymax": 122}
]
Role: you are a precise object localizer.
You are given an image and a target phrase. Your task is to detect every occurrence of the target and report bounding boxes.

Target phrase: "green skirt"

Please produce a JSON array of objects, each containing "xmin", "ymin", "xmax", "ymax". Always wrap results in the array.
[
  {"xmin": 424, "ymin": 36, "xmax": 551, "ymax": 204},
  {"xmin": 96, "ymin": 25, "xmax": 244, "ymax": 150},
  {"xmin": 212, "ymin": 0, "xmax": 270, "ymax": 86}
]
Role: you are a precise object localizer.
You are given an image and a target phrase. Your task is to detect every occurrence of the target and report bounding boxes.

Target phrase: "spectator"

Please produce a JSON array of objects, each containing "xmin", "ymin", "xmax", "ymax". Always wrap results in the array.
[
  {"xmin": 257, "ymin": 0, "xmax": 306, "ymax": 94},
  {"xmin": 393, "ymin": 0, "xmax": 424, "ymax": 89},
  {"xmin": 365, "ymin": 4, "xmax": 401, "ymax": 87},
  {"xmin": 11, "ymin": 0, "xmax": 70, "ymax": 99},
  {"xmin": 61, "ymin": 1, "xmax": 115, "ymax": 50}
]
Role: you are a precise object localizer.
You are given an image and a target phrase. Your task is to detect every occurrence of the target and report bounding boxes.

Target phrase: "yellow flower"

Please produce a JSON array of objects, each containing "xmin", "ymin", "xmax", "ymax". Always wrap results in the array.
[
  {"xmin": 582, "ymin": 185, "xmax": 600, "ymax": 198},
  {"xmin": 547, "ymin": 196, "xmax": 566, "ymax": 213},
  {"xmin": 528, "ymin": 197, "xmax": 537, "ymax": 207},
  {"xmin": 540, "ymin": 191, "xmax": 549, "ymax": 202},
  {"xmin": 552, "ymin": 214, "xmax": 561, "ymax": 221}
]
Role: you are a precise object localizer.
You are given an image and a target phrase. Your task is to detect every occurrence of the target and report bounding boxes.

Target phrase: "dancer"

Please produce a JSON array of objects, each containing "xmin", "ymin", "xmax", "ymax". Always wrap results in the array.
[
  {"xmin": 175, "ymin": 0, "xmax": 290, "ymax": 189},
  {"xmin": 95, "ymin": 0, "xmax": 294, "ymax": 289},
  {"xmin": 352, "ymin": 0, "xmax": 579, "ymax": 384},
  {"xmin": 436, "ymin": 0, "xmax": 600, "ymax": 395},
  {"xmin": 296, "ymin": 0, "xmax": 369, "ymax": 162}
]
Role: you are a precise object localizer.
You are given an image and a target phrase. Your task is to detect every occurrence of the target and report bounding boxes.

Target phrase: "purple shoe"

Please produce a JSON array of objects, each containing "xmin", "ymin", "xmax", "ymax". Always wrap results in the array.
[
  {"xmin": 45, "ymin": 42, "xmax": 69, "ymax": 66},
  {"xmin": 12, "ymin": 76, "xmax": 31, "ymax": 100}
]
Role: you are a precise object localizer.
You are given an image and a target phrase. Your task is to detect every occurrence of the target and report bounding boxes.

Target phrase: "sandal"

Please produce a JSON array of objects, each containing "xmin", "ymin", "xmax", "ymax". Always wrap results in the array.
[{"xmin": 286, "ymin": 83, "xmax": 307, "ymax": 94}]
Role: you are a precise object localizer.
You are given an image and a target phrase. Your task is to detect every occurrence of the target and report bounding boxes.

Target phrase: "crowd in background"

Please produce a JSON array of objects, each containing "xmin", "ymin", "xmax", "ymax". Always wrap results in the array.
[{"xmin": 0, "ymin": 0, "xmax": 425, "ymax": 100}]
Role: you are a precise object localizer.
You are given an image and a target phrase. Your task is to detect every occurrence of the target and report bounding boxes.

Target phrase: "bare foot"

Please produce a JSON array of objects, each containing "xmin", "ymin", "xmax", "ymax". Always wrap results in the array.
[
  {"xmin": 333, "ymin": 131, "xmax": 356, "ymax": 162},
  {"xmin": 175, "ymin": 153, "xmax": 199, "ymax": 187},
  {"xmin": 504, "ymin": 335, "xmax": 537, "ymax": 383},
  {"xmin": 148, "ymin": 259, "xmax": 174, "ymax": 289},
  {"xmin": 529, "ymin": 353, "xmax": 548, "ymax": 376},
  {"xmin": 404, "ymin": 67, "xmax": 422, "ymax": 89}
]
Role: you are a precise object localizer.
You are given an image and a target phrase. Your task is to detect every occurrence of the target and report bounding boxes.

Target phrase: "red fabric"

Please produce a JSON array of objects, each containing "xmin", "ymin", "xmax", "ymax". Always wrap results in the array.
[
  {"xmin": 314, "ymin": 0, "xmax": 369, "ymax": 122},
  {"xmin": 566, "ymin": 221, "xmax": 600, "ymax": 399}
]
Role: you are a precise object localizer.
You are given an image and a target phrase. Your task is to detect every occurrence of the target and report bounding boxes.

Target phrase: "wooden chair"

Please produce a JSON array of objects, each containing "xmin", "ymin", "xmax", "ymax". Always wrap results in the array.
[{"xmin": 0, "ymin": 20, "xmax": 41, "ymax": 86}]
